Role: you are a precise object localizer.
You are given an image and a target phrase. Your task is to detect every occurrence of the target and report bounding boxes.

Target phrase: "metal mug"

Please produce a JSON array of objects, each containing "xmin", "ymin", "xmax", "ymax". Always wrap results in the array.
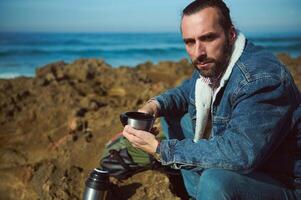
[{"xmin": 120, "ymin": 111, "xmax": 155, "ymax": 131}]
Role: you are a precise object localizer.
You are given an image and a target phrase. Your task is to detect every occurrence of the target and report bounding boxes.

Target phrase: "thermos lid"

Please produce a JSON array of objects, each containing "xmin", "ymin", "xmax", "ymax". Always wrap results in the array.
[{"xmin": 85, "ymin": 168, "xmax": 110, "ymax": 190}]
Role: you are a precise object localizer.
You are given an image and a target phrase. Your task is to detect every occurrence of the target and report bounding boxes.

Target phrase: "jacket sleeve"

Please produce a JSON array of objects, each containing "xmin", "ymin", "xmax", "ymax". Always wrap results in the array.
[
  {"xmin": 158, "ymin": 76, "xmax": 298, "ymax": 174},
  {"xmin": 155, "ymin": 77, "xmax": 193, "ymax": 117}
]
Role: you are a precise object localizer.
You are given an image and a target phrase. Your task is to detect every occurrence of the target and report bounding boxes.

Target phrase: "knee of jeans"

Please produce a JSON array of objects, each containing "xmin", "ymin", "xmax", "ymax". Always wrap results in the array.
[{"xmin": 196, "ymin": 168, "xmax": 235, "ymax": 198}]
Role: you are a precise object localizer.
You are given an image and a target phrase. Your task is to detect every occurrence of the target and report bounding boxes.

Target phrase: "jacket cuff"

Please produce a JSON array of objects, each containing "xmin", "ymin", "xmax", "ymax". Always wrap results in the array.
[
  {"xmin": 147, "ymin": 98, "xmax": 162, "ymax": 117},
  {"xmin": 158, "ymin": 139, "xmax": 177, "ymax": 166}
]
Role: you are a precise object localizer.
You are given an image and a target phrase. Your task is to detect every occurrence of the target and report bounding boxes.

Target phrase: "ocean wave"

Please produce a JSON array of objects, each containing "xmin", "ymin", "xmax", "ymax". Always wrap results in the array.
[
  {"xmin": 260, "ymin": 44, "xmax": 301, "ymax": 51},
  {"xmin": 0, "ymin": 72, "xmax": 23, "ymax": 79},
  {"xmin": 0, "ymin": 41, "xmax": 183, "ymax": 49},
  {"xmin": 0, "ymin": 37, "xmax": 183, "ymax": 47},
  {"xmin": 0, "ymin": 39, "xmax": 101, "ymax": 46},
  {"xmin": 0, "ymin": 43, "xmax": 300, "ymax": 58},
  {"xmin": 250, "ymin": 36, "xmax": 301, "ymax": 43},
  {"xmin": 0, "ymin": 46, "xmax": 185, "ymax": 57},
  {"xmin": 1, "ymin": 32, "xmax": 299, "ymax": 77}
]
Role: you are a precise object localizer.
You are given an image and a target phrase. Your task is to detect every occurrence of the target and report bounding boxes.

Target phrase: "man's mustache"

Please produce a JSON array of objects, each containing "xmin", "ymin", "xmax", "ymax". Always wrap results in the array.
[{"xmin": 192, "ymin": 57, "xmax": 215, "ymax": 66}]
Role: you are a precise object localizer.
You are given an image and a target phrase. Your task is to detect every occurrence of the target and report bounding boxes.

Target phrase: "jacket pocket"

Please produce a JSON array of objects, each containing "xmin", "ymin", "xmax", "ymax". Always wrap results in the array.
[{"xmin": 212, "ymin": 115, "xmax": 230, "ymax": 137}]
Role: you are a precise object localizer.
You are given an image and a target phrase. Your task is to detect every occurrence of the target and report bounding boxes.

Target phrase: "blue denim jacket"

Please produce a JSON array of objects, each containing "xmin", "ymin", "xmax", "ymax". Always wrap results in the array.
[{"xmin": 155, "ymin": 40, "xmax": 301, "ymax": 186}]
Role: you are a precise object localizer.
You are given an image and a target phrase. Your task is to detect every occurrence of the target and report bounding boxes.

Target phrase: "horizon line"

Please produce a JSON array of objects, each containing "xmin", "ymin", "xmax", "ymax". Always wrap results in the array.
[{"xmin": 1, "ymin": 30, "xmax": 301, "ymax": 34}]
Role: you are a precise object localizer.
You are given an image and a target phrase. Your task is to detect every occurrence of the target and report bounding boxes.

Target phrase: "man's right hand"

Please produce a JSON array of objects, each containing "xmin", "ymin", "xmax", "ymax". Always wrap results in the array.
[{"xmin": 138, "ymin": 100, "xmax": 159, "ymax": 118}]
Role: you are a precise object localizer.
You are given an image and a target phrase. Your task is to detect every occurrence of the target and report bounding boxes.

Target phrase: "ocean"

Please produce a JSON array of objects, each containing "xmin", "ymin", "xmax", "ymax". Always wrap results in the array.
[{"xmin": 0, "ymin": 32, "xmax": 300, "ymax": 78}]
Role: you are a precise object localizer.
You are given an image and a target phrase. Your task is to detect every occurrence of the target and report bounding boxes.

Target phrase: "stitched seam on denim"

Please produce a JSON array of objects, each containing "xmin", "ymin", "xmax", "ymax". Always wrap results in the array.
[
  {"xmin": 213, "ymin": 116, "xmax": 230, "ymax": 123},
  {"xmin": 237, "ymin": 61, "xmax": 252, "ymax": 81},
  {"xmin": 232, "ymin": 75, "xmax": 281, "ymax": 104},
  {"xmin": 237, "ymin": 61, "xmax": 281, "ymax": 84},
  {"xmin": 161, "ymin": 139, "xmax": 176, "ymax": 166},
  {"xmin": 171, "ymin": 158, "xmax": 250, "ymax": 172},
  {"xmin": 189, "ymin": 96, "xmax": 195, "ymax": 105}
]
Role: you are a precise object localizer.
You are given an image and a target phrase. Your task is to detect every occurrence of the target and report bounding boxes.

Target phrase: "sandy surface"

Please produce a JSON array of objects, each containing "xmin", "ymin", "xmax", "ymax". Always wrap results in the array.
[{"xmin": 0, "ymin": 54, "xmax": 300, "ymax": 200}]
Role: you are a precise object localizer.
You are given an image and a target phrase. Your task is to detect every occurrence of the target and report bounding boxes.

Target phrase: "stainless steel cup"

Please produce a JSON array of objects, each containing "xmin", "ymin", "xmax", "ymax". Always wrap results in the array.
[{"xmin": 120, "ymin": 111, "xmax": 155, "ymax": 131}]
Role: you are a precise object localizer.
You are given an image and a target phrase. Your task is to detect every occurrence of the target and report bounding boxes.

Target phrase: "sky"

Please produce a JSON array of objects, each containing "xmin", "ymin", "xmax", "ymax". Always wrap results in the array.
[{"xmin": 0, "ymin": 0, "xmax": 301, "ymax": 34}]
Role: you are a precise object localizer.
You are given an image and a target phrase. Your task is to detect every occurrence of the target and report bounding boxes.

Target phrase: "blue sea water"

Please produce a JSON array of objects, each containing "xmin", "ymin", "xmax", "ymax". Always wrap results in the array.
[{"xmin": 0, "ymin": 32, "xmax": 300, "ymax": 78}]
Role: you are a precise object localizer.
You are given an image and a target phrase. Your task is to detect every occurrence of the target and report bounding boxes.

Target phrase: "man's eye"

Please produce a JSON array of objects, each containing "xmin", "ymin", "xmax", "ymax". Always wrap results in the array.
[
  {"xmin": 185, "ymin": 40, "xmax": 195, "ymax": 46},
  {"xmin": 203, "ymin": 35, "xmax": 215, "ymax": 41}
]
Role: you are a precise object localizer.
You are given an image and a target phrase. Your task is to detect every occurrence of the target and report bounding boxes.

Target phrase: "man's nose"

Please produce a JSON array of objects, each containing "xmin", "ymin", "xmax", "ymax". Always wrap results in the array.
[{"xmin": 195, "ymin": 41, "xmax": 206, "ymax": 57}]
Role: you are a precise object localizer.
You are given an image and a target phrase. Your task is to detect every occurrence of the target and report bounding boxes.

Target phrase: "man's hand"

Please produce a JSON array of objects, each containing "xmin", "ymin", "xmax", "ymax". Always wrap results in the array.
[
  {"xmin": 122, "ymin": 125, "xmax": 159, "ymax": 155},
  {"xmin": 138, "ymin": 100, "xmax": 159, "ymax": 117}
]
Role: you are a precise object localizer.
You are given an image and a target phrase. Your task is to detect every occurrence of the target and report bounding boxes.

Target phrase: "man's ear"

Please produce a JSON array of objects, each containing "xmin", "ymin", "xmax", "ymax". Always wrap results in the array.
[{"xmin": 228, "ymin": 26, "xmax": 237, "ymax": 45}]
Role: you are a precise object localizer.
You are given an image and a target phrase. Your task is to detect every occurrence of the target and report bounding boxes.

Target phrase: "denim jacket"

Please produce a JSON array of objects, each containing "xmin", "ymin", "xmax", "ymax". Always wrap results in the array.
[{"xmin": 155, "ymin": 40, "xmax": 301, "ymax": 186}]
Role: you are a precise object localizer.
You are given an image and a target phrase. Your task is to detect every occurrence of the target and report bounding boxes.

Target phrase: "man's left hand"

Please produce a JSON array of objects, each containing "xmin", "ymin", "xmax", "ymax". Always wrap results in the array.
[{"xmin": 122, "ymin": 125, "xmax": 159, "ymax": 155}]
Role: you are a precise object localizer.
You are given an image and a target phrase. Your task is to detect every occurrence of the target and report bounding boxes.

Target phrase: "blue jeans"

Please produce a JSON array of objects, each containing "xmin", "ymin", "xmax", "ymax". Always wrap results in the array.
[{"xmin": 161, "ymin": 114, "xmax": 301, "ymax": 200}]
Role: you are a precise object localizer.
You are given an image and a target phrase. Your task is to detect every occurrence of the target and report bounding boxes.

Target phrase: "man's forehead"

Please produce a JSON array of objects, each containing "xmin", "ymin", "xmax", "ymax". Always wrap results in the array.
[
  {"xmin": 182, "ymin": 7, "xmax": 221, "ymax": 25},
  {"xmin": 181, "ymin": 7, "xmax": 223, "ymax": 36}
]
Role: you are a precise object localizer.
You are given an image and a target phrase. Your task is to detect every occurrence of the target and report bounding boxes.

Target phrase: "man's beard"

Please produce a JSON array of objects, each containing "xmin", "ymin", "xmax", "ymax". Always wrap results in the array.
[{"xmin": 192, "ymin": 40, "xmax": 233, "ymax": 78}]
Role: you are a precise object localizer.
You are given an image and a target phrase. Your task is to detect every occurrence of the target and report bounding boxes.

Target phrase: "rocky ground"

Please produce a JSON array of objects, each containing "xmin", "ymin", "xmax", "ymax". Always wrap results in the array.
[{"xmin": 0, "ymin": 54, "xmax": 300, "ymax": 200}]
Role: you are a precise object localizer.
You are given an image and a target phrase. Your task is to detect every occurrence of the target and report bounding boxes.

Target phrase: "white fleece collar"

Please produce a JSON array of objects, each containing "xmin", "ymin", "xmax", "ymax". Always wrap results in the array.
[{"xmin": 194, "ymin": 32, "xmax": 246, "ymax": 142}]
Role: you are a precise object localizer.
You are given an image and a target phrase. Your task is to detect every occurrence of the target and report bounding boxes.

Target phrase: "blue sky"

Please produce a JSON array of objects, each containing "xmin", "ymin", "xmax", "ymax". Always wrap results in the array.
[{"xmin": 0, "ymin": 0, "xmax": 300, "ymax": 34}]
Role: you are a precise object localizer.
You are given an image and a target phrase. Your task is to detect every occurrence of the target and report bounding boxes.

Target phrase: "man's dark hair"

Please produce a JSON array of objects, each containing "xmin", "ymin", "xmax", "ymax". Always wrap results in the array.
[{"xmin": 182, "ymin": 0, "xmax": 234, "ymax": 31}]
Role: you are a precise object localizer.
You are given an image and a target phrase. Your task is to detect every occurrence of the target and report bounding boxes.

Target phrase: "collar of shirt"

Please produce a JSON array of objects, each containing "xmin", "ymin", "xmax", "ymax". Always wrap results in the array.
[{"xmin": 199, "ymin": 74, "xmax": 220, "ymax": 91}]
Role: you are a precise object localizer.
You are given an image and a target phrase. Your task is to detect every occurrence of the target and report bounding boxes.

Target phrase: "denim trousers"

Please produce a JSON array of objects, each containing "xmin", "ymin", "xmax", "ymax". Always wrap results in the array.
[{"xmin": 160, "ymin": 114, "xmax": 301, "ymax": 200}]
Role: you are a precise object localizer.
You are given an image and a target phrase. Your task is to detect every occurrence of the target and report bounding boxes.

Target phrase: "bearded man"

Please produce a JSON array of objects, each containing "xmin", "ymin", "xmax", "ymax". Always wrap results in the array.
[{"xmin": 123, "ymin": 0, "xmax": 301, "ymax": 199}]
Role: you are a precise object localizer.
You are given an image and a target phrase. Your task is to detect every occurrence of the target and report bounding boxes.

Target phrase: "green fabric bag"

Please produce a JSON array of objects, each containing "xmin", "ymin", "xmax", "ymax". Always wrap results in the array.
[
  {"xmin": 100, "ymin": 132, "xmax": 159, "ymax": 180},
  {"xmin": 99, "ymin": 132, "xmax": 188, "ymax": 199}
]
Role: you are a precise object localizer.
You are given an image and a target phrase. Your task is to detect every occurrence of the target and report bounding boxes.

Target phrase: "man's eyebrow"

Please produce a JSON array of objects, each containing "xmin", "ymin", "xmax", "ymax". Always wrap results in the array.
[
  {"xmin": 198, "ymin": 32, "xmax": 218, "ymax": 40},
  {"xmin": 183, "ymin": 32, "xmax": 219, "ymax": 42},
  {"xmin": 183, "ymin": 38, "xmax": 194, "ymax": 42}
]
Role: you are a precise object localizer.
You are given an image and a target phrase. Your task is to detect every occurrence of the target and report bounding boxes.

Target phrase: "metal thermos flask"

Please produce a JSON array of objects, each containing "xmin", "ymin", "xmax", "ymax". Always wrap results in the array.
[{"xmin": 83, "ymin": 168, "xmax": 110, "ymax": 200}]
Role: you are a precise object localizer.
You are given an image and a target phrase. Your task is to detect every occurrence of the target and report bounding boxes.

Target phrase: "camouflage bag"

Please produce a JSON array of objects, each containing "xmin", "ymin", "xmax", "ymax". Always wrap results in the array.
[
  {"xmin": 99, "ymin": 132, "xmax": 188, "ymax": 199},
  {"xmin": 100, "ymin": 132, "xmax": 161, "ymax": 180}
]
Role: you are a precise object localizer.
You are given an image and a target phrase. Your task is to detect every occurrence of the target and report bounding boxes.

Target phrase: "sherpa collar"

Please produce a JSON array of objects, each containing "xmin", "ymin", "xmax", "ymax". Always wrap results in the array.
[{"xmin": 194, "ymin": 32, "xmax": 246, "ymax": 142}]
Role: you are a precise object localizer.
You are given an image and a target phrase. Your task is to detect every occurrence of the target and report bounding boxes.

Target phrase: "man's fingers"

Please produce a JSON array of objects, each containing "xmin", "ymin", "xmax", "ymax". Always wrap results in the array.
[
  {"xmin": 138, "ymin": 109, "xmax": 148, "ymax": 114},
  {"xmin": 124, "ymin": 125, "xmax": 147, "ymax": 138},
  {"xmin": 123, "ymin": 125, "xmax": 158, "ymax": 154},
  {"xmin": 123, "ymin": 126, "xmax": 145, "ymax": 144},
  {"xmin": 122, "ymin": 129, "xmax": 134, "ymax": 141}
]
